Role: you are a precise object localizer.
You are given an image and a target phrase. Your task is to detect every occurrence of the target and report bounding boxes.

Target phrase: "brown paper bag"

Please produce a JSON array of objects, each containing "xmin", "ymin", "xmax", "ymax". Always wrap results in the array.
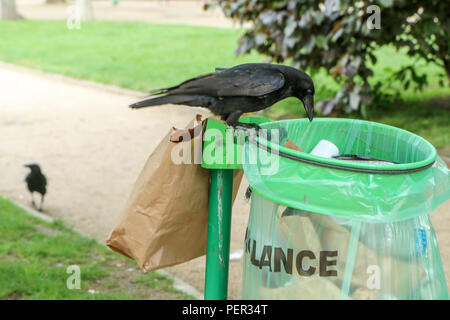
[{"xmin": 107, "ymin": 116, "xmax": 243, "ymax": 272}]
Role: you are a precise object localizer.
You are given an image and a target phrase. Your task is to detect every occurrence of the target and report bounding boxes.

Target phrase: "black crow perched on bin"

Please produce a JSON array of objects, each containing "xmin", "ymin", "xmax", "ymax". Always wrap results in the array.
[
  {"xmin": 24, "ymin": 163, "xmax": 47, "ymax": 212},
  {"xmin": 130, "ymin": 63, "xmax": 315, "ymax": 129}
]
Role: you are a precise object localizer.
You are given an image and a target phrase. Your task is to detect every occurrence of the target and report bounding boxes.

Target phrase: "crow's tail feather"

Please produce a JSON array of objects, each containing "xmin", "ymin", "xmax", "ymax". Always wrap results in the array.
[
  {"xmin": 129, "ymin": 94, "xmax": 214, "ymax": 109},
  {"xmin": 129, "ymin": 95, "xmax": 197, "ymax": 109}
]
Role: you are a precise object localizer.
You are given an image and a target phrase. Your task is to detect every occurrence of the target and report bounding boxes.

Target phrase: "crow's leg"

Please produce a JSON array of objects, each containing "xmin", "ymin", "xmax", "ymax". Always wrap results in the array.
[
  {"xmin": 223, "ymin": 112, "xmax": 261, "ymax": 146},
  {"xmin": 39, "ymin": 195, "xmax": 45, "ymax": 212},
  {"xmin": 223, "ymin": 111, "xmax": 243, "ymax": 127},
  {"xmin": 30, "ymin": 192, "xmax": 36, "ymax": 209},
  {"xmin": 224, "ymin": 111, "xmax": 261, "ymax": 131},
  {"xmin": 224, "ymin": 111, "xmax": 243, "ymax": 138}
]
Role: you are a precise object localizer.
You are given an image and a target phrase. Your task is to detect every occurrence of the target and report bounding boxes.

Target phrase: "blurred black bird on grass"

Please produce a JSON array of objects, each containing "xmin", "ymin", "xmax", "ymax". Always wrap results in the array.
[
  {"xmin": 24, "ymin": 163, "xmax": 47, "ymax": 212},
  {"xmin": 130, "ymin": 63, "xmax": 315, "ymax": 130}
]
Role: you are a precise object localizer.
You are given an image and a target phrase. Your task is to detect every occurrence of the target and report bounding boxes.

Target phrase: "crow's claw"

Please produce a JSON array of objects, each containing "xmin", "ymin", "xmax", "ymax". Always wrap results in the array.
[{"xmin": 234, "ymin": 122, "xmax": 262, "ymax": 132}]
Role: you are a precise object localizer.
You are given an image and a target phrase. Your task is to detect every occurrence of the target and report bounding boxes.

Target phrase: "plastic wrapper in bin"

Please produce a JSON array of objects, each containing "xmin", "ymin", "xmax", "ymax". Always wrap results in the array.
[{"xmin": 242, "ymin": 118, "xmax": 449, "ymax": 300}]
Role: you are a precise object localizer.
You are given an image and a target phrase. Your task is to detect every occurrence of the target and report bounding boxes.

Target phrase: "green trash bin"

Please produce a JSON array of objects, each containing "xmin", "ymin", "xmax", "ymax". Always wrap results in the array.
[{"xmin": 242, "ymin": 118, "xmax": 449, "ymax": 300}]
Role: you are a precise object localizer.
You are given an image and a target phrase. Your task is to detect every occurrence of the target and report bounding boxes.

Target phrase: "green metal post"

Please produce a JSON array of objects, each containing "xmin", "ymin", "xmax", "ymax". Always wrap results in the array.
[
  {"xmin": 204, "ymin": 169, "xmax": 234, "ymax": 300},
  {"xmin": 201, "ymin": 117, "xmax": 270, "ymax": 300}
]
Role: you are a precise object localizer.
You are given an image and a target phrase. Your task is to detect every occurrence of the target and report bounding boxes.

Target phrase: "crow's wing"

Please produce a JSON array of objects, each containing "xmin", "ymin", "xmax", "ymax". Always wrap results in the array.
[
  {"xmin": 150, "ymin": 73, "xmax": 216, "ymax": 95},
  {"xmin": 154, "ymin": 66, "xmax": 285, "ymax": 97}
]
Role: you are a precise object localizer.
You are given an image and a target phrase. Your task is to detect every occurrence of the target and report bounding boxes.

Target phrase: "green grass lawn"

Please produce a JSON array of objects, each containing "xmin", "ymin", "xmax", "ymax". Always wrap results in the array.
[
  {"xmin": 0, "ymin": 196, "xmax": 194, "ymax": 300},
  {"xmin": 0, "ymin": 20, "xmax": 448, "ymax": 148}
]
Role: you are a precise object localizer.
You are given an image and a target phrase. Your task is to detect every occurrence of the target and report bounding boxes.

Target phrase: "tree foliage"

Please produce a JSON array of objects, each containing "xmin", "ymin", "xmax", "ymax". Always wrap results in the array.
[{"xmin": 212, "ymin": 0, "xmax": 450, "ymax": 115}]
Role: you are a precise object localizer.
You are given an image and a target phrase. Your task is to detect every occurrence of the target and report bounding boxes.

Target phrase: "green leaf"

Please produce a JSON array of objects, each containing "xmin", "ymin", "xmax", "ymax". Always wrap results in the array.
[
  {"xmin": 377, "ymin": 0, "xmax": 393, "ymax": 8},
  {"xmin": 315, "ymin": 35, "xmax": 328, "ymax": 49}
]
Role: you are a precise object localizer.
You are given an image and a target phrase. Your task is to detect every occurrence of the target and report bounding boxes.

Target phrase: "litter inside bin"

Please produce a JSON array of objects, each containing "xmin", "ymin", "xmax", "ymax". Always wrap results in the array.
[{"xmin": 310, "ymin": 139, "xmax": 339, "ymax": 158}]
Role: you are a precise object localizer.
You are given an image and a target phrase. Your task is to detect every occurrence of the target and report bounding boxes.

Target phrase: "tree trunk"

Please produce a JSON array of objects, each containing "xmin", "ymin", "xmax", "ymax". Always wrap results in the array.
[
  {"xmin": 0, "ymin": 0, "xmax": 22, "ymax": 20},
  {"xmin": 444, "ymin": 58, "xmax": 450, "ymax": 81},
  {"xmin": 45, "ymin": 0, "xmax": 66, "ymax": 4},
  {"xmin": 76, "ymin": 0, "xmax": 94, "ymax": 21}
]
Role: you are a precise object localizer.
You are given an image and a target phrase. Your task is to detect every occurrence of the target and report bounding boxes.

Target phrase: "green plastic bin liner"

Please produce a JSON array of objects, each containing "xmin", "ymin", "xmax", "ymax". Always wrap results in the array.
[{"xmin": 242, "ymin": 118, "xmax": 449, "ymax": 300}]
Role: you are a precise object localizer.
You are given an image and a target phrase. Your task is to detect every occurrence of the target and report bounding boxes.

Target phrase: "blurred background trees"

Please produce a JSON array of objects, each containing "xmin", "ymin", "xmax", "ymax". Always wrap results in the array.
[{"xmin": 213, "ymin": 0, "xmax": 449, "ymax": 116}]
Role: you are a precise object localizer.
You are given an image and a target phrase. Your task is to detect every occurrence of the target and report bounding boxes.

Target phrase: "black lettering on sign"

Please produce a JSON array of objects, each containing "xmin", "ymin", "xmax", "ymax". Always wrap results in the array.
[
  {"xmin": 244, "ymin": 234, "xmax": 251, "ymax": 254},
  {"xmin": 245, "ymin": 236, "xmax": 338, "ymax": 277},
  {"xmin": 250, "ymin": 240, "xmax": 260, "ymax": 266},
  {"xmin": 274, "ymin": 247, "xmax": 293, "ymax": 274},
  {"xmin": 259, "ymin": 246, "xmax": 272, "ymax": 271},
  {"xmin": 320, "ymin": 251, "xmax": 338, "ymax": 277},
  {"xmin": 244, "ymin": 228, "xmax": 250, "ymax": 254},
  {"xmin": 296, "ymin": 250, "xmax": 316, "ymax": 276}
]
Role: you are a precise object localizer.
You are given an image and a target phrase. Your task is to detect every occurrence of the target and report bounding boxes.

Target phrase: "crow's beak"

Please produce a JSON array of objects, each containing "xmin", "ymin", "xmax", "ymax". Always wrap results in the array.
[
  {"xmin": 24, "ymin": 164, "xmax": 31, "ymax": 168},
  {"xmin": 301, "ymin": 94, "xmax": 314, "ymax": 122}
]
